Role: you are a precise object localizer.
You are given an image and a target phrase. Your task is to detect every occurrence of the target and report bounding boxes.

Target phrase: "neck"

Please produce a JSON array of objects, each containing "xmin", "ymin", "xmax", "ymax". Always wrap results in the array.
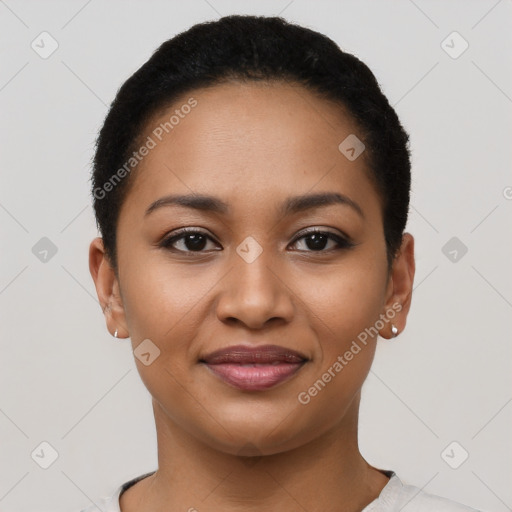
[{"xmin": 122, "ymin": 395, "xmax": 389, "ymax": 512}]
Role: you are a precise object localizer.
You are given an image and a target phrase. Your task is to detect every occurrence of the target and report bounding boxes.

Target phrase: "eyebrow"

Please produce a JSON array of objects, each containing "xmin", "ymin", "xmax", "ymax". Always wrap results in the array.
[{"xmin": 144, "ymin": 192, "xmax": 364, "ymax": 219}]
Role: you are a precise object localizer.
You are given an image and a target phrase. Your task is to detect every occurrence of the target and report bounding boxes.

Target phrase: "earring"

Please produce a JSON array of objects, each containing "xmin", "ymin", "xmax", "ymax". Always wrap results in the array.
[
  {"xmin": 114, "ymin": 329, "xmax": 118, "ymax": 338},
  {"xmin": 390, "ymin": 324, "xmax": 399, "ymax": 338}
]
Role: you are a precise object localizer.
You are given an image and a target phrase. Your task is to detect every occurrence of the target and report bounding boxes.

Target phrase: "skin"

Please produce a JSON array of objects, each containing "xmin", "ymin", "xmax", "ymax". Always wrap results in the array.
[{"xmin": 89, "ymin": 80, "xmax": 415, "ymax": 512}]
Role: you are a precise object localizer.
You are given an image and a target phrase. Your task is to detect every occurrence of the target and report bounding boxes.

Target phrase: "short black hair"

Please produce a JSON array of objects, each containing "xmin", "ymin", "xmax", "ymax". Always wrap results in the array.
[{"xmin": 90, "ymin": 14, "xmax": 411, "ymax": 272}]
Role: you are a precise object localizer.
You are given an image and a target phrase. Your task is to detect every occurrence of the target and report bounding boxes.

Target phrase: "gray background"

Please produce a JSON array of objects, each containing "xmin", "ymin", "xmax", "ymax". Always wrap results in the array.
[{"xmin": 0, "ymin": 1, "xmax": 511, "ymax": 511}]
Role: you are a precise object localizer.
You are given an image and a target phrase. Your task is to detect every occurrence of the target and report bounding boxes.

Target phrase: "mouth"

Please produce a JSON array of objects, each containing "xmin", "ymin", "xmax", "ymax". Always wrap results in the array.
[{"xmin": 199, "ymin": 344, "xmax": 308, "ymax": 391}]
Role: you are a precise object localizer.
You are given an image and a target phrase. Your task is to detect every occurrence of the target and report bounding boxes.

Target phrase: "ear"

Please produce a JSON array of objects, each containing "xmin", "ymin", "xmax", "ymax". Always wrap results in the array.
[
  {"xmin": 380, "ymin": 232, "xmax": 415, "ymax": 339},
  {"xmin": 89, "ymin": 237, "xmax": 129, "ymax": 338}
]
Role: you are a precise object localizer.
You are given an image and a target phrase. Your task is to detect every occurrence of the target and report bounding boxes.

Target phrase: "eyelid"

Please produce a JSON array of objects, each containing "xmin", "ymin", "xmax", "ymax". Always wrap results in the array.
[
  {"xmin": 159, "ymin": 226, "xmax": 220, "ymax": 248},
  {"xmin": 291, "ymin": 226, "xmax": 352, "ymax": 243},
  {"xmin": 288, "ymin": 227, "xmax": 356, "ymax": 251},
  {"xmin": 158, "ymin": 225, "xmax": 356, "ymax": 253},
  {"xmin": 166, "ymin": 226, "xmax": 213, "ymax": 238}
]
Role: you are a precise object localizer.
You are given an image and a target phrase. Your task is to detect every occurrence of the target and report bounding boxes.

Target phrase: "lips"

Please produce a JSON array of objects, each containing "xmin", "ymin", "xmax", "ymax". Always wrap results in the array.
[{"xmin": 200, "ymin": 345, "xmax": 308, "ymax": 391}]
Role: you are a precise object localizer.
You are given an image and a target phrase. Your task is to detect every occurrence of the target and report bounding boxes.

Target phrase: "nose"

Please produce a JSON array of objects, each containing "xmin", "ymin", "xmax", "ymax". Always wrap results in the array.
[{"xmin": 215, "ymin": 247, "xmax": 295, "ymax": 330}]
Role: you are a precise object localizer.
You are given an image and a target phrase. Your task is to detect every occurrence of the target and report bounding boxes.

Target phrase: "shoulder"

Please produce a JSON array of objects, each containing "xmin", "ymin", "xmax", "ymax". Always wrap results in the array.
[
  {"xmin": 398, "ymin": 485, "xmax": 482, "ymax": 512},
  {"xmin": 373, "ymin": 472, "xmax": 485, "ymax": 512},
  {"xmin": 76, "ymin": 493, "xmax": 120, "ymax": 512},
  {"xmin": 76, "ymin": 496, "xmax": 116, "ymax": 512},
  {"xmin": 75, "ymin": 471, "xmax": 156, "ymax": 512}
]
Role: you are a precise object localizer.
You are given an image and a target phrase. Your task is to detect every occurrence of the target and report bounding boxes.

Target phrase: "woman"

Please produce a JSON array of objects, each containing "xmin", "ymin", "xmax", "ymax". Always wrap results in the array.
[{"xmin": 86, "ymin": 14, "xmax": 481, "ymax": 512}]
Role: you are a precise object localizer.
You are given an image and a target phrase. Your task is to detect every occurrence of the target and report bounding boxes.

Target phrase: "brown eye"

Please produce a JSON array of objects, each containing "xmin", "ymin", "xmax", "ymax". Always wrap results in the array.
[
  {"xmin": 159, "ymin": 227, "xmax": 355, "ymax": 255},
  {"xmin": 290, "ymin": 229, "xmax": 355, "ymax": 252},
  {"xmin": 159, "ymin": 228, "xmax": 219, "ymax": 253}
]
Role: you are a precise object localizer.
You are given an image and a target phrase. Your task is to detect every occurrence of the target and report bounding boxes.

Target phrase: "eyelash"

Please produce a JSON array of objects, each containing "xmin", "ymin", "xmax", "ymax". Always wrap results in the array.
[{"xmin": 158, "ymin": 227, "xmax": 356, "ymax": 254}]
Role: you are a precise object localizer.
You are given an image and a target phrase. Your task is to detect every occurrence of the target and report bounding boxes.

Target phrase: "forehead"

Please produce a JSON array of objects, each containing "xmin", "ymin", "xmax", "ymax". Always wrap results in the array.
[{"xmin": 120, "ymin": 80, "xmax": 380, "ymax": 222}]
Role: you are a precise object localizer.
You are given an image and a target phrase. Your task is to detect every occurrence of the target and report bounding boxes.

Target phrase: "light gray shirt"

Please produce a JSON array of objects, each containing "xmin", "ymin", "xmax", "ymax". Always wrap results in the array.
[{"xmin": 79, "ymin": 469, "xmax": 484, "ymax": 511}]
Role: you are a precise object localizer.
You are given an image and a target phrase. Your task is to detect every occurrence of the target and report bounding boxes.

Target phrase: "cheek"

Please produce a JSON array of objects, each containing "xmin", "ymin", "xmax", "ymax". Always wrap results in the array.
[
  {"xmin": 120, "ymin": 256, "xmax": 218, "ymax": 343},
  {"xmin": 297, "ymin": 258, "xmax": 387, "ymax": 344},
  {"xmin": 119, "ymin": 258, "xmax": 225, "ymax": 396},
  {"xmin": 291, "ymin": 264, "xmax": 385, "ymax": 428}
]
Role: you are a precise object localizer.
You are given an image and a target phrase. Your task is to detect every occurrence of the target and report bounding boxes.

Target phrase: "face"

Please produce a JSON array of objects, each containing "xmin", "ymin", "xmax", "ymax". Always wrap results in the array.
[{"xmin": 90, "ymin": 80, "xmax": 414, "ymax": 456}]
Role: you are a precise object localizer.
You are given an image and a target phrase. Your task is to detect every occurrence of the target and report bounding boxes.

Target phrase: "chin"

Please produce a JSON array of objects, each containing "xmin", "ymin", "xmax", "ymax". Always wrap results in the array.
[{"xmin": 192, "ymin": 406, "xmax": 319, "ymax": 457}]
